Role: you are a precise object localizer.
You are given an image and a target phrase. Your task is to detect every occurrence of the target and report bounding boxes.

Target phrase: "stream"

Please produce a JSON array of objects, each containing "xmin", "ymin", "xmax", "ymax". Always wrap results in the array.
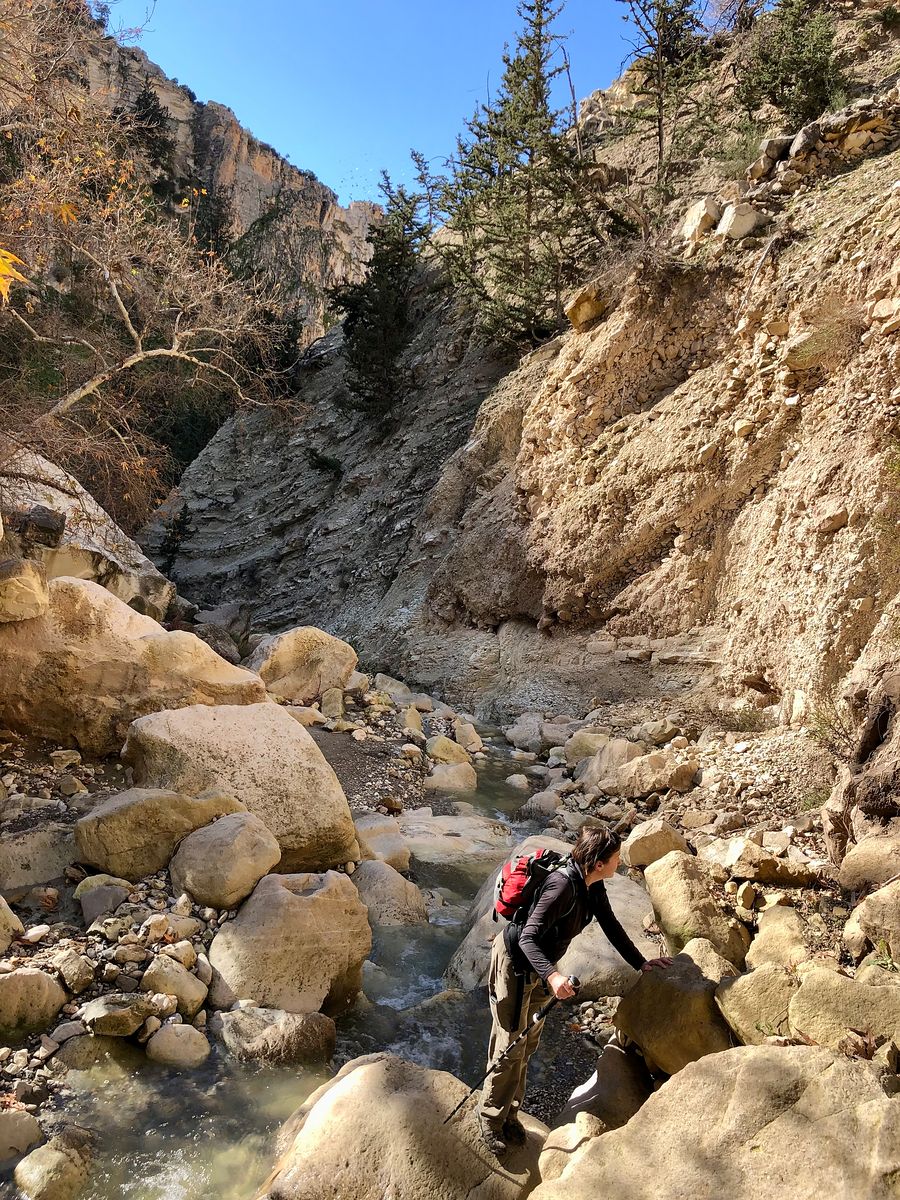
[{"xmin": 29, "ymin": 742, "xmax": 581, "ymax": 1200}]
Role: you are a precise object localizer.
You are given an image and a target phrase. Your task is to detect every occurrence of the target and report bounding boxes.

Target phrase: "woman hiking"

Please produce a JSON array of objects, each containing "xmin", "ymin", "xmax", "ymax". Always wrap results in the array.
[{"xmin": 478, "ymin": 825, "xmax": 672, "ymax": 1155}]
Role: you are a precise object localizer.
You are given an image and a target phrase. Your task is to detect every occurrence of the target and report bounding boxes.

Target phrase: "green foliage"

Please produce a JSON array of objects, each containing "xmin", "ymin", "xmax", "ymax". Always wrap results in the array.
[
  {"xmin": 412, "ymin": 0, "xmax": 629, "ymax": 345},
  {"xmin": 194, "ymin": 185, "xmax": 235, "ymax": 257},
  {"xmin": 129, "ymin": 79, "xmax": 176, "ymax": 175},
  {"xmin": 329, "ymin": 177, "xmax": 425, "ymax": 418},
  {"xmin": 735, "ymin": 0, "xmax": 847, "ymax": 127},
  {"xmin": 878, "ymin": 4, "xmax": 900, "ymax": 31}
]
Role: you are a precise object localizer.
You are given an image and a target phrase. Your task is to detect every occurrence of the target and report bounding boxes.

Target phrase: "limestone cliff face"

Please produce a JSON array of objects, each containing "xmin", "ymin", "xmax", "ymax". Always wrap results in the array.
[
  {"xmin": 83, "ymin": 37, "xmax": 375, "ymax": 343},
  {"xmin": 145, "ymin": 96, "xmax": 900, "ymax": 722}
]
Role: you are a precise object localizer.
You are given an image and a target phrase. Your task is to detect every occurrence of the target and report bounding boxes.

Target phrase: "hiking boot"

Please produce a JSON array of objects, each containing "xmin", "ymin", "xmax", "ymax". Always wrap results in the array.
[
  {"xmin": 479, "ymin": 1118, "xmax": 508, "ymax": 1156},
  {"xmin": 502, "ymin": 1116, "xmax": 527, "ymax": 1145}
]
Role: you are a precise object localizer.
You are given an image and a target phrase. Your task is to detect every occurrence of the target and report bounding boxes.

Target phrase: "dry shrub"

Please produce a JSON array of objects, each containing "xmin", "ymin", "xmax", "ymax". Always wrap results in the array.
[{"xmin": 793, "ymin": 289, "xmax": 867, "ymax": 373}]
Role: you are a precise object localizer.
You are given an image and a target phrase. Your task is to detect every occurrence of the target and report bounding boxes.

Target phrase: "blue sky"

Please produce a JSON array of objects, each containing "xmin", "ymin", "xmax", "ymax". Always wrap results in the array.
[{"xmin": 110, "ymin": 1, "xmax": 629, "ymax": 203}]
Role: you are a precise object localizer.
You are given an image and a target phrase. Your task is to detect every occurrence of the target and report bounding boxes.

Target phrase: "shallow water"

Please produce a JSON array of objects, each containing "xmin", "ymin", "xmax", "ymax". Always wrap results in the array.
[{"xmin": 2, "ymin": 744, "xmax": 554, "ymax": 1200}]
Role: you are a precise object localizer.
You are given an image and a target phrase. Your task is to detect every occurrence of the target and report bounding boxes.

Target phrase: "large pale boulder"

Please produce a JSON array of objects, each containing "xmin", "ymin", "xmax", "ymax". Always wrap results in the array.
[
  {"xmin": 0, "ymin": 578, "xmax": 265, "ymax": 754},
  {"xmin": 788, "ymin": 967, "xmax": 900, "ymax": 1049},
  {"xmin": 839, "ymin": 834, "xmax": 900, "ymax": 891},
  {"xmin": 208, "ymin": 872, "xmax": 371, "ymax": 1015},
  {"xmin": 0, "ymin": 896, "xmax": 25, "ymax": 954},
  {"xmin": 397, "ymin": 809, "xmax": 511, "ymax": 876},
  {"xmin": 680, "ymin": 196, "xmax": 720, "ymax": 242},
  {"xmin": 615, "ymin": 753, "xmax": 697, "ymax": 799},
  {"xmin": 424, "ymin": 735, "xmax": 470, "ymax": 765},
  {"xmin": 145, "ymin": 1023, "xmax": 210, "ymax": 1069},
  {"xmin": 745, "ymin": 905, "xmax": 810, "ymax": 969},
  {"xmin": 0, "ymin": 1109, "xmax": 42, "ymax": 1166},
  {"xmin": 245, "ymin": 627, "xmax": 357, "ymax": 704},
  {"xmin": 445, "ymin": 835, "xmax": 657, "ymax": 998},
  {"xmin": 854, "ymin": 878, "xmax": 900, "ymax": 962},
  {"xmin": 575, "ymin": 738, "xmax": 643, "ymax": 789},
  {"xmin": 13, "ymin": 1126, "xmax": 93, "ymax": 1200},
  {"xmin": 74, "ymin": 787, "xmax": 244, "ymax": 881},
  {"xmin": 423, "ymin": 762, "xmax": 477, "ymax": 791},
  {"xmin": 716, "ymin": 963, "xmax": 798, "ymax": 1044},
  {"xmin": 140, "ymin": 955, "xmax": 208, "ymax": 1017},
  {"xmin": 351, "ymin": 860, "xmax": 427, "ymax": 926},
  {"xmin": 0, "ymin": 558, "xmax": 49, "ymax": 622},
  {"xmin": 0, "ymin": 448, "xmax": 172, "ymax": 618},
  {"xmin": 528, "ymin": 1045, "xmax": 900, "ymax": 1200},
  {"xmin": 257, "ymin": 1053, "xmax": 546, "ymax": 1200},
  {"xmin": 80, "ymin": 993, "xmax": 157, "ymax": 1037},
  {"xmin": 621, "ymin": 819, "xmax": 689, "ymax": 868},
  {"xmin": 503, "ymin": 712, "xmax": 544, "ymax": 753},
  {"xmin": 169, "ymin": 812, "xmax": 280, "ymax": 909},
  {"xmin": 122, "ymin": 704, "xmax": 359, "ymax": 871},
  {"xmin": 0, "ymin": 968, "xmax": 67, "ymax": 1041},
  {"xmin": 564, "ymin": 727, "xmax": 609, "ymax": 766},
  {"xmin": 557, "ymin": 1033, "xmax": 653, "ymax": 1128},
  {"xmin": 644, "ymin": 852, "xmax": 750, "ymax": 965},
  {"xmin": 700, "ymin": 836, "xmax": 815, "ymax": 885},
  {"xmin": 0, "ymin": 823, "xmax": 77, "ymax": 889},
  {"xmin": 614, "ymin": 954, "xmax": 734, "ymax": 1074},
  {"xmin": 353, "ymin": 813, "xmax": 410, "ymax": 872},
  {"xmin": 211, "ymin": 1007, "xmax": 336, "ymax": 1065}
]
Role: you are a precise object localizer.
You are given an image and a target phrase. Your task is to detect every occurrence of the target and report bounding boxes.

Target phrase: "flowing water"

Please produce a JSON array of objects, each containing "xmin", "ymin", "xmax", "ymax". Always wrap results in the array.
[{"xmin": 2, "ymin": 741, "xmax": 570, "ymax": 1200}]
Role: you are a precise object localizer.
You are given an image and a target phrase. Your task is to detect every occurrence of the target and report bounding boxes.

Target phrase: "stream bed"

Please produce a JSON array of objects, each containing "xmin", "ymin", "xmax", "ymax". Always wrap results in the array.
[{"xmin": 8, "ymin": 743, "xmax": 589, "ymax": 1200}]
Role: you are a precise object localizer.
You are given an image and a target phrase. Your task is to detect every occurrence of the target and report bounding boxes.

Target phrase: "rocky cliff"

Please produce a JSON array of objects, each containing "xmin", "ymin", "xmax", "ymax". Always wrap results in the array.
[
  {"xmin": 144, "ymin": 84, "xmax": 900, "ymax": 723},
  {"xmin": 83, "ymin": 33, "xmax": 375, "ymax": 342}
]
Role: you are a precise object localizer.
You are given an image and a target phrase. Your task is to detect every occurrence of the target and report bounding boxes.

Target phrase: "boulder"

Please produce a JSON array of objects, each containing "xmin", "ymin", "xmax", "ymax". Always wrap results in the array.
[
  {"xmin": 48, "ymin": 947, "xmax": 94, "ymax": 995},
  {"xmin": 565, "ymin": 279, "xmax": 608, "ymax": 331},
  {"xmin": 527, "ymin": 1045, "xmax": 900, "ymax": 1200},
  {"xmin": 629, "ymin": 718, "xmax": 681, "ymax": 746},
  {"xmin": 644, "ymin": 852, "xmax": 750, "ymax": 965},
  {"xmin": 503, "ymin": 712, "xmax": 544, "ymax": 753},
  {"xmin": 839, "ymin": 835, "xmax": 900, "ymax": 892},
  {"xmin": 0, "ymin": 578, "xmax": 265, "ymax": 754},
  {"xmin": 700, "ymin": 836, "xmax": 815, "ymax": 886},
  {"xmin": 854, "ymin": 878, "xmax": 900, "ymax": 962},
  {"xmin": 0, "ymin": 1109, "xmax": 42, "ymax": 1166},
  {"xmin": 564, "ymin": 727, "xmax": 609, "ymax": 766},
  {"xmin": 539, "ymin": 1116, "xmax": 605, "ymax": 1187},
  {"xmin": 145, "ymin": 1023, "xmax": 210, "ymax": 1069},
  {"xmin": 397, "ymin": 809, "xmax": 511, "ymax": 876},
  {"xmin": 575, "ymin": 738, "xmax": 643, "ymax": 790},
  {"xmin": 680, "ymin": 937, "xmax": 740, "ymax": 984},
  {"xmin": 400, "ymin": 705, "xmax": 423, "ymax": 735},
  {"xmin": 557, "ymin": 1033, "xmax": 653, "ymax": 1128},
  {"xmin": 353, "ymin": 813, "xmax": 410, "ymax": 872},
  {"xmin": 423, "ymin": 763, "xmax": 477, "ymax": 791},
  {"xmin": 74, "ymin": 787, "xmax": 244, "ymax": 881},
  {"xmin": 13, "ymin": 1126, "xmax": 93, "ymax": 1200},
  {"xmin": 140, "ymin": 955, "xmax": 208, "ymax": 1017},
  {"xmin": 122, "ymin": 703, "xmax": 359, "ymax": 872},
  {"xmin": 613, "ymin": 953, "xmax": 734, "ymax": 1075},
  {"xmin": 208, "ymin": 872, "xmax": 371, "ymax": 1015},
  {"xmin": 257, "ymin": 1053, "xmax": 546, "ymax": 1200},
  {"xmin": 74, "ymin": 875, "xmax": 132, "ymax": 926},
  {"xmin": 1, "ymin": 449, "xmax": 172, "ymax": 618},
  {"xmin": 716, "ymin": 202, "xmax": 762, "ymax": 240},
  {"xmin": 445, "ymin": 835, "xmax": 656, "ymax": 997},
  {"xmin": 615, "ymin": 753, "xmax": 697, "ymax": 800},
  {"xmin": 453, "ymin": 720, "xmax": 483, "ymax": 753},
  {"xmin": 80, "ymin": 993, "xmax": 157, "ymax": 1037},
  {"xmin": 0, "ymin": 558, "xmax": 49, "ymax": 623},
  {"xmin": 169, "ymin": 812, "xmax": 281, "ymax": 909},
  {"xmin": 621, "ymin": 819, "xmax": 689, "ymax": 868},
  {"xmin": 0, "ymin": 823, "xmax": 76, "ymax": 890},
  {"xmin": 0, "ymin": 896, "xmax": 25, "ymax": 954},
  {"xmin": 0, "ymin": 968, "xmax": 67, "ymax": 1041},
  {"xmin": 745, "ymin": 905, "xmax": 810, "ymax": 970},
  {"xmin": 244, "ymin": 627, "xmax": 357, "ymax": 704},
  {"xmin": 716, "ymin": 962, "xmax": 798, "ymax": 1044},
  {"xmin": 351, "ymin": 860, "xmax": 427, "ymax": 926},
  {"xmin": 788, "ymin": 967, "xmax": 900, "ymax": 1049},
  {"xmin": 680, "ymin": 196, "xmax": 720, "ymax": 242},
  {"xmin": 425, "ymin": 735, "xmax": 471, "ymax": 765},
  {"xmin": 211, "ymin": 1007, "xmax": 336, "ymax": 1065}
]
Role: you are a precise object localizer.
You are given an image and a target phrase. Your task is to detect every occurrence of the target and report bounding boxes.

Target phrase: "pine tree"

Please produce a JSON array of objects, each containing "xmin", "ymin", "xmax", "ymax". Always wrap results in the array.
[
  {"xmin": 329, "ymin": 177, "xmax": 425, "ymax": 419},
  {"xmin": 414, "ymin": 0, "xmax": 627, "ymax": 344}
]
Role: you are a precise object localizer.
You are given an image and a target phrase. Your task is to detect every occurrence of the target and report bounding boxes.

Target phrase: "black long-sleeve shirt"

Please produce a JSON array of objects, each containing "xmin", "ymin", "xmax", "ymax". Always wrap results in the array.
[{"xmin": 505, "ymin": 863, "xmax": 646, "ymax": 981}]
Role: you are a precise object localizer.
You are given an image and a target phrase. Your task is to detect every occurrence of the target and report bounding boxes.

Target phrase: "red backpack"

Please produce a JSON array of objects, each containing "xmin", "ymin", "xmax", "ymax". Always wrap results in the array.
[{"xmin": 493, "ymin": 848, "xmax": 570, "ymax": 923}]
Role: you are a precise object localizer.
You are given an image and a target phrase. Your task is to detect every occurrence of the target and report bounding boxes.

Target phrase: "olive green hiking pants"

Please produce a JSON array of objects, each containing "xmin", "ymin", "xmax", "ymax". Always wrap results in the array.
[{"xmin": 478, "ymin": 933, "xmax": 544, "ymax": 1130}]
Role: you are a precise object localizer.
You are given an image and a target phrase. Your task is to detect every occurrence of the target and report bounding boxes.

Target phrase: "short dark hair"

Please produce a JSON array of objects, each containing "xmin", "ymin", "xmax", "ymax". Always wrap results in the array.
[{"xmin": 571, "ymin": 826, "xmax": 621, "ymax": 874}]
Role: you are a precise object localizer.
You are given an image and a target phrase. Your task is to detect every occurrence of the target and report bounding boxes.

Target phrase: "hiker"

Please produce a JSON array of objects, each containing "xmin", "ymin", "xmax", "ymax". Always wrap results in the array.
[{"xmin": 478, "ymin": 825, "xmax": 672, "ymax": 1154}]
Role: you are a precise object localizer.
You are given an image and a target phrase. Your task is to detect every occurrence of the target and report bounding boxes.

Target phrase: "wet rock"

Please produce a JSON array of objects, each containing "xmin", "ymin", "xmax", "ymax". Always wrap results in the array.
[
  {"xmin": 211, "ymin": 1007, "xmax": 336, "ymax": 1066},
  {"xmin": 527, "ymin": 1046, "xmax": 900, "ymax": 1200},
  {"xmin": 145, "ymin": 1023, "xmax": 210, "ymax": 1069},
  {"xmin": 644, "ymin": 852, "xmax": 750, "ymax": 966},
  {"xmin": 140, "ymin": 956, "xmax": 208, "ymax": 1018},
  {"xmin": 208, "ymin": 871, "xmax": 371, "ymax": 1015},
  {"xmin": 745, "ymin": 905, "xmax": 810, "ymax": 970},
  {"xmin": 122, "ymin": 703, "xmax": 360, "ymax": 872},
  {"xmin": 0, "ymin": 1109, "xmax": 43, "ymax": 1166},
  {"xmin": 13, "ymin": 1126, "xmax": 94, "ymax": 1200},
  {"xmin": 169, "ymin": 812, "xmax": 281, "ymax": 909},
  {"xmin": 621, "ymin": 819, "xmax": 689, "ymax": 868},
  {"xmin": 244, "ymin": 626, "xmax": 357, "ymax": 704},
  {"xmin": 0, "ymin": 578, "xmax": 264, "ymax": 754},
  {"xmin": 788, "ymin": 967, "xmax": 900, "ymax": 1049},
  {"xmin": 397, "ymin": 808, "xmax": 510, "ymax": 873},
  {"xmin": 353, "ymin": 813, "xmax": 410, "ymax": 872},
  {"xmin": 351, "ymin": 860, "xmax": 427, "ymax": 926},
  {"xmin": 75, "ymin": 787, "xmax": 245, "ymax": 881},
  {"xmin": 258, "ymin": 1053, "xmax": 546, "ymax": 1200},
  {"xmin": 0, "ymin": 969, "xmax": 67, "ymax": 1041},
  {"xmin": 614, "ymin": 953, "xmax": 734, "ymax": 1075},
  {"xmin": 716, "ymin": 962, "xmax": 798, "ymax": 1044}
]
